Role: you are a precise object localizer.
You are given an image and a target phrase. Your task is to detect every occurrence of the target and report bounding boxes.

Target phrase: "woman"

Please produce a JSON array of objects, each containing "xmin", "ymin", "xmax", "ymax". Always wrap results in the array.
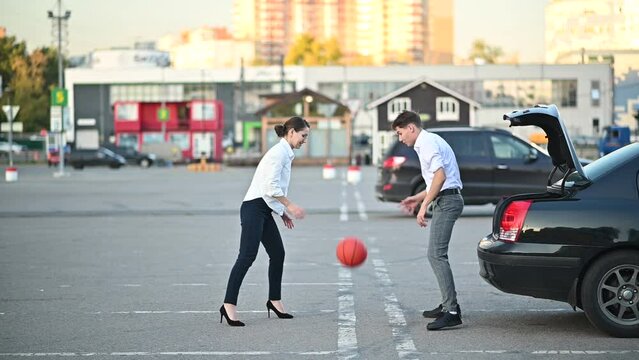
[{"xmin": 220, "ymin": 116, "xmax": 310, "ymax": 327}]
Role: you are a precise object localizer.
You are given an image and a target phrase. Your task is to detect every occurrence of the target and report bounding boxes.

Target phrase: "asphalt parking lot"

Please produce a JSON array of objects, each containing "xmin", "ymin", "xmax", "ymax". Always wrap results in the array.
[{"xmin": 1, "ymin": 165, "xmax": 638, "ymax": 359}]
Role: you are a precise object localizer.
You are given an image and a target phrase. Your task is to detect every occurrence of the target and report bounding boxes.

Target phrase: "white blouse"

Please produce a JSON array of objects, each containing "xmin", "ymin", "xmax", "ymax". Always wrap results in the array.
[{"xmin": 243, "ymin": 138, "xmax": 294, "ymax": 215}]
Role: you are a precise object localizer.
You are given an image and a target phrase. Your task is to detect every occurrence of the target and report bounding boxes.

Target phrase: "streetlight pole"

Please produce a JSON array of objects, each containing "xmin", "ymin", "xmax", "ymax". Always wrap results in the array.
[{"xmin": 48, "ymin": 0, "xmax": 71, "ymax": 176}]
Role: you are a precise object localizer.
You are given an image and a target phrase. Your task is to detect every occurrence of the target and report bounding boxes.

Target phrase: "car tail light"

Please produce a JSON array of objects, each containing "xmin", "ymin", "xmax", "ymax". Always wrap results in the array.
[
  {"xmin": 382, "ymin": 156, "xmax": 406, "ymax": 169},
  {"xmin": 499, "ymin": 200, "xmax": 532, "ymax": 242},
  {"xmin": 383, "ymin": 184, "xmax": 393, "ymax": 191}
]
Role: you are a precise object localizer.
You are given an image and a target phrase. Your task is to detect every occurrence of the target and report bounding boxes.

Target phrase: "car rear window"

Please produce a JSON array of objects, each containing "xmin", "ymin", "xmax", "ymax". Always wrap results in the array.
[
  {"xmin": 581, "ymin": 143, "xmax": 639, "ymax": 181},
  {"xmin": 562, "ymin": 143, "xmax": 639, "ymax": 185}
]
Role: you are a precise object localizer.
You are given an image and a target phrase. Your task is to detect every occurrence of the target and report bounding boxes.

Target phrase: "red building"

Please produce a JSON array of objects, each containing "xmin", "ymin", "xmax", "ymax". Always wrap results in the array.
[{"xmin": 113, "ymin": 100, "xmax": 223, "ymax": 162}]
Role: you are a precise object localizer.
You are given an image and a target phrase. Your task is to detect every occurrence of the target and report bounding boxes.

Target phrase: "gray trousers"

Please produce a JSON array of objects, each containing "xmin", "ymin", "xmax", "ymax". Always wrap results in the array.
[{"xmin": 427, "ymin": 193, "xmax": 464, "ymax": 312}]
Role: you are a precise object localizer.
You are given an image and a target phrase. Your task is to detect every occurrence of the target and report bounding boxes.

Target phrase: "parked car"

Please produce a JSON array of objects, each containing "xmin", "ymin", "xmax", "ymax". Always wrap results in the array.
[
  {"xmin": 69, "ymin": 147, "xmax": 126, "ymax": 170},
  {"xmin": 477, "ymin": 104, "xmax": 639, "ymax": 337},
  {"xmin": 0, "ymin": 141, "xmax": 25, "ymax": 155},
  {"xmin": 376, "ymin": 127, "xmax": 565, "ymax": 205},
  {"xmin": 102, "ymin": 144, "xmax": 156, "ymax": 168}
]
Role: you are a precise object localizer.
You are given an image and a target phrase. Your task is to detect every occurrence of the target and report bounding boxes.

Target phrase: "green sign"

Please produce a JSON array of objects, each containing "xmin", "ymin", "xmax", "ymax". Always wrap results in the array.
[
  {"xmin": 51, "ymin": 88, "xmax": 68, "ymax": 107},
  {"xmin": 157, "ymin": 107, "xmax": 170, "ymax": 122}
]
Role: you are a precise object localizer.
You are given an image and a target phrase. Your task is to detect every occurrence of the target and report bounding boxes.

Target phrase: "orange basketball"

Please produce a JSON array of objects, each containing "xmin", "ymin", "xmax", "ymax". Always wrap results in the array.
[{"xmin": 336, "ymin": 237, "xmax": 367, "ymax": 267}]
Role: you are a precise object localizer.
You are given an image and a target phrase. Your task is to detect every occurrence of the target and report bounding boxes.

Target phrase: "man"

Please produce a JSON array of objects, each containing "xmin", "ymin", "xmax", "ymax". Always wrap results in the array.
[{"xmin": 393, "ymin": 110, "xmax": 464, "ymax": 330}]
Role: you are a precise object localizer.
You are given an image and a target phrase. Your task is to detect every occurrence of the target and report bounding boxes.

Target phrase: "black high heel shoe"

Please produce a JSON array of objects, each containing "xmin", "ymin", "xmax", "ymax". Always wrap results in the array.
[
  {"xmin": 266, "ymin": 300, "xmax": 294, "ymax": 319},
  {"xmin": 219, "ymin": 305, "xmax": 245, "ymax": 326}
]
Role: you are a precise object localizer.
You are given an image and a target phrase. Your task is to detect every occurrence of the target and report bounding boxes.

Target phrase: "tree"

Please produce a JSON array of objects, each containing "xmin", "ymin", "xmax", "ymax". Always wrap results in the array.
[
  {"xmin": 468, "ymin": 39, "xmax": 504, "ymax": 64},
  {"xmin": 10, "ymin": 49, "xmax": 49, "ymax": 131},
  {"xmin": 0, "ymin": 39, "xmax": 61, "ymax": 132},
  {"xmin": 0, "ymin": 36, "xmax": 27, "ymax": 91},
  {"xmin": 285, "ymin": 34, "xmax": 342, "ymax": 66}
]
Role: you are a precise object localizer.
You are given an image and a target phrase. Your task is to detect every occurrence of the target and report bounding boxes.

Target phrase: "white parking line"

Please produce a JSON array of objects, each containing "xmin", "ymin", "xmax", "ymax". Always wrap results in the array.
[
  {"xmin": 337, "ymin": 267, "xmax": 359, "ymax": 359},
  {"xmin": 429, "ymin": 350, "xmax": 639, "ymax": 355},
  {"xmin": 0, "ymin": 308, "xmax": 572, "ymax": 316},
  {"xmin": 340, "ymin": 173, "xmax": 349, "ymax": 222},
  {"xmin": 171, "ymin": 283, "xmax": 208, "ymax": 286},
  {"xmin": 339, "ymin": 204, "xmax": 349, "ymax": 222},
  {"xmin": 353, "ymin": 189, "xmax": 368, "ymax": 221},
  {"xmin": 371, "ymin": 250, "xmax": 420, "ymax": 360},
  {"xmin": 0, "ymin": 351, "xmax": 336, "ymax": 357},
  {"xmin": 339, "ymin": 170, "xmax": 367, "ymax": 222},
  {"xmin": 93, "ymin": 309, "xmax": 336, "ymax": 315},
  {"xmin": 2, "ymin": 350, "xmax": 638, "ymax": 357}
]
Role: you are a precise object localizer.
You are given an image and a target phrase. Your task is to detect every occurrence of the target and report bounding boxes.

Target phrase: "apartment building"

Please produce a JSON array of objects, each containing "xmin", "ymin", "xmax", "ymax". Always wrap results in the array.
[{"xmin": 233, "ymin": 0, "xmax": 453, "ymax": 65}]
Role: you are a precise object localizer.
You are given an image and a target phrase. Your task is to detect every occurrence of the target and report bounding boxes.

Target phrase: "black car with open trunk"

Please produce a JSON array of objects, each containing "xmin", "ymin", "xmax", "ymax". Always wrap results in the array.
[{"xmin": 477, "ymin": 104, "xmax": 639, "ymax": 337}]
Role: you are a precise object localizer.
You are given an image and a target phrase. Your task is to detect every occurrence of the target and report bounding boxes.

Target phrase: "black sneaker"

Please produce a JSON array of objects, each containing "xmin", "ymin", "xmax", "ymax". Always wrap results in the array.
[
  {"xmin": 422, "ymin": 304, "xmax": 462, "ymax": 319},
  {"xmin": 422, "ymin": 304, "xmax": 443, "ymax": 318},
  {"xmin": 426, "ymin": 311, "xmax": 462, "ymax": 330}
]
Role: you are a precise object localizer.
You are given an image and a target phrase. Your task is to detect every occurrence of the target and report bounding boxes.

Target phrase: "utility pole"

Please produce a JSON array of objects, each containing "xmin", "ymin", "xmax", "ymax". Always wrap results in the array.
[
  {"xmin": 280, "ymin": 55, "xmax": 285, "ymax": 93},
  {"xmin": 48, "ymin": 0, "xmax": 71, "ymax": 176}
]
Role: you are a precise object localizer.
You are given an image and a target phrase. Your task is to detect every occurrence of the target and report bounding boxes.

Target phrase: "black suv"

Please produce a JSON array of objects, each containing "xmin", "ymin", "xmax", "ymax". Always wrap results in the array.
[{"xmin": 376, "ymin": 127, "xmax": 558, "ymax": 205}]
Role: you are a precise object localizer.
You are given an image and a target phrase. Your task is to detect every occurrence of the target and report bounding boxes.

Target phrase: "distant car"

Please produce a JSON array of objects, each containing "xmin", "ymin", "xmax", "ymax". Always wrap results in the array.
[
  {"xmin": 598, "ymin": 125, "xmax": 631, "ymax": 157},
  {"xmin": 102, "ymin": 144, "xmax": 156, "ymax": 168},
  {"xmin": 376, "ymin": 127, "xmax": 566, "ymax": 205},
  {"xmin": 0, "ymin": 141, "xmax": 25, "ymax": 155},
  {"xmin": 69, "ymin": 147, "xmax": 126, "ymax": 170},
  {"xmin": 477, "ymin": 104, "xmax": 639, "ymax": 337}
]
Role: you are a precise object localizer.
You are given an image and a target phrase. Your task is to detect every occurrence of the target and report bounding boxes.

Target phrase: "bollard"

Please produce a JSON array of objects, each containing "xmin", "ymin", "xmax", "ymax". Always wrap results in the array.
[
  {"xmin": 346, "ymin": 165, "xmax": 361, "ymax": 184},
  {"xmin": 322, "ymin": 163, "xmax": 336, "ymax": 180},
  {"xmin": 5, "ymin": 167, "xmax": 18, "ymax": 182}
]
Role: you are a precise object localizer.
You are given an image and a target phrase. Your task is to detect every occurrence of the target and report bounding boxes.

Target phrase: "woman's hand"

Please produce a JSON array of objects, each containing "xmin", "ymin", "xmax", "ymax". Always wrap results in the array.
[
  {"xmin": 281, "ymin": 213, "xmax": 294, "ymax": 229},
  {"xmin": 286, "ymin": 203, "xmax": 306, "ymax": 219}
]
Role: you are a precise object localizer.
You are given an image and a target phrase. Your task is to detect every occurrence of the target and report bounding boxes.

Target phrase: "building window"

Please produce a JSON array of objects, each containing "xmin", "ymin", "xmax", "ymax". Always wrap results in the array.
[
  {"xmin": 116, "ymin": 103, "xmax": 138, "ymax": 121},
  {"xmin": 117, "ymin": 133, "xmax": 139, "ymax": 149},
  {"xmin": 592, "ymin": 118, "xmax": 600, "ymax": 133},
  {"xmin": 591, "ymin": 80, "xmax": 600, "ymax": 107},
  {"xmin": 387, "ymin": 97, "xmax": 411, "ymax": 121},
  {"xmin": 552, "ymin": 80, "xmax": 577, "ymax": 107},
  {"xmin": 142, "ymin": 132, "xmax": 165, "ymax": 144},
  {"xmin": 192, "ymin": 102, "xmax": 216, "ymax": 120},
  {"xmin": 436, "ymin": 97, "xmax": 460, "ymax": 121},
  {"xmin": 169, "ymin": 133, "xmax": 190, "ymax": 150}
]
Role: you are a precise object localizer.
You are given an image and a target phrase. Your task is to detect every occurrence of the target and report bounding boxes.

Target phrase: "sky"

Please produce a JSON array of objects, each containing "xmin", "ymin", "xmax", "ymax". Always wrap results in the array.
[{"xmin": 0, "ymin": 0, "xmax": 550, "ymax": 63}]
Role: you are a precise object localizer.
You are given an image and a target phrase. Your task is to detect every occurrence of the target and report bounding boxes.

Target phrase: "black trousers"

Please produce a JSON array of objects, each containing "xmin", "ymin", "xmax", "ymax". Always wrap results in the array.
[{"xmin": 224, "ymin": 198, "xmax": 285, "ymax": 305}]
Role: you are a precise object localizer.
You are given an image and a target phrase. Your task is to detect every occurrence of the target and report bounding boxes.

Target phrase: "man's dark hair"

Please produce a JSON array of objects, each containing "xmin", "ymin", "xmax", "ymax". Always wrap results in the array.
[{"xmin": 391, "ymin": 110, "xmax": 422, "ymax": 130}]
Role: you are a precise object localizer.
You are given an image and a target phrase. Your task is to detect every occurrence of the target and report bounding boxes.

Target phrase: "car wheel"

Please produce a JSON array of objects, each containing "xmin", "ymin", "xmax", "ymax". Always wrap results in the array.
[
  {"xmin": 139, "ymin": 158, "xmax": 151, "ymax": 168},
  {"xmin": 581, "ymin": 251, "xmax": 639, "ymax": 337}
]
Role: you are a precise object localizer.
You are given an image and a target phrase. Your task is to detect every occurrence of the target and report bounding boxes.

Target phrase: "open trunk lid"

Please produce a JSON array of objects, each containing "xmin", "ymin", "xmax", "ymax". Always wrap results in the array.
[{"xmin": 503, "ymin": 104, "xmax": 588, "ymax": 189}]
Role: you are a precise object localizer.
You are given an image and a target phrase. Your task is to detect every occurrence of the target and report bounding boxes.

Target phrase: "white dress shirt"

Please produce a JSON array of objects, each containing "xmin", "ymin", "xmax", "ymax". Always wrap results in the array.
[
  {"xmin": 243, "ymin": 138, "xmax": 295, "ymax": 215},
  {"xmin": 413, "ymin": 130, "xmax": 463, "ymax": 192}
]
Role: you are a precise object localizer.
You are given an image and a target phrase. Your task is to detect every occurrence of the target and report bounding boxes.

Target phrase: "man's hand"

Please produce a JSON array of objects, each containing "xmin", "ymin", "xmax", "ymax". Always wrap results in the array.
[
  {"xmin": 286, "ymin": 203, "xmax": 306, "ymax": 219},
  {"xmin": 399, "ymin": 195, "xmax": 419, "ymax": 214},
  {"xmin": 281, "ymin": 213, "xmax": 294, "ymax": 229},
  {"xmin": 416, "ymin": 204, "xmax": 428, "ymax": 227}
]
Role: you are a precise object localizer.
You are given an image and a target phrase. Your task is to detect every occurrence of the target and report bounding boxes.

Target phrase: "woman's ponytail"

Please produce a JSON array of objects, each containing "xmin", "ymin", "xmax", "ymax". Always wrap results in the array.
[
  {"xmin": 273, "ymin": 116, "xmax": 310, "ymax": 137},
  {"xmin": 274, "ymin": 124, "xmax": 286, "ymax": 137}
]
